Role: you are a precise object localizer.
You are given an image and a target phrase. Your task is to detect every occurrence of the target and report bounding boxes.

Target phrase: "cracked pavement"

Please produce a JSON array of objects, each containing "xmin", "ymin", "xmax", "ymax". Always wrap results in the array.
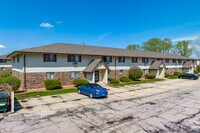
[{"xmin": 1, "ymin": 79, "xmax": 200, "ymax": 133}]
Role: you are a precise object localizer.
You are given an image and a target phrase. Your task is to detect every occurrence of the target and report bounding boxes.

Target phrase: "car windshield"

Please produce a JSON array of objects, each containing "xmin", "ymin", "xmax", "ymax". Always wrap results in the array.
[{"xmin": 87, "ymin": 84, "xmax": 102, "ymax": 88}]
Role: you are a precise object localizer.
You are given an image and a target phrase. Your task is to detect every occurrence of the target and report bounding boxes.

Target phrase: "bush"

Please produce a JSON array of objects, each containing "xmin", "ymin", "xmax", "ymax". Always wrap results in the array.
[
  {"xmin": 0, "ymin": 71, "xmax": 11, "ymax": 78},
  {"xmin": 173, "ymin": 71, "xmax": 185, "ymax": 76},
  {"xmin": 119, "ymin": 77, "xmax": 132, "ymax": 82},
  {"xmin": 108, "ymin": 78, "xmax": 120, "ymax": 84},
  {"xmin": 164, "ymin": 73, "xmax": 170, "ymax": 78},
  {"xmin": 4, "ymin": 76, "xmax": 21, "ymax": 91},
  {"xmin": 129, "ymin": 66, "xmax": 143, "ymax": 80},
  {"xmin": 73, "ymin": 79, "xmax": 89, "ymax": 86},
  {"xmin": 145, "ymin": 74, "xmax": 156, "ymax": 79},
  {"xmin": 196, "ymin": 65, "xmax": 200, "ymax": 73},
  {"xmin": 194, "ymin": 70, "xmax": 199, "ymax": 74},
  {"xmin": 45, "ymin": 80, "xmax": 62, "ymax": 90}
]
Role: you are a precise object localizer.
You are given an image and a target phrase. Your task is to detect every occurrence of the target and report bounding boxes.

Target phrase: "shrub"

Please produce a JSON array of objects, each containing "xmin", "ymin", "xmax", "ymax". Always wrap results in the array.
[
  {"xmin": 108, "ymin": 77, "xmax": 120, "ymax": 84},
  {"xmin": 45, "ymin": 80, "xmax": 62, "ymax": 90},
  {"xmin": 129, "ymin": 66, "xmax": 143, "ymax": 80},
  {"xmin": 0, "ymin": 71, "xmax": 11, "ymax": 78},
  {"xmin": 73, "ymin": 79, "xmax": 89, "ymax": 86},
  {"xmin": 173, "ymin": 71, "xmax": 185, "ymax": 76},
  {"xmin": 196, "ymin": 65, "xmax": 200, "ymax": 73},
  {"xmin": 119, "ymin": 77, "xmax": 131, "ymax": 82},
  {"xmin": 145, "ymin": 74, "xmax": 156, "ymax": 79},
  {"xmin": 164, "ymin": 73, "xmax": 170, "ymax": 78},
  {"xmin": 4, "ymin": 76, "xmax": 21, "ymax": 91},
  {"xmin": 194, "ymin": 70, "xmax": 199, "ymax": 74}
]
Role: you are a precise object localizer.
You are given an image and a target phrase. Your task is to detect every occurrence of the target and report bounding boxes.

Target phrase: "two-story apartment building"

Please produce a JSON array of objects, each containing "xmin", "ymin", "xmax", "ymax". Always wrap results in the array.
[
  {"xmin": 7, "ymin": 43, "xmax": 196, "ymax": 90},
  {"xmin": 0, "ymin": 54, "xmax": 12, "ymax": 72}
]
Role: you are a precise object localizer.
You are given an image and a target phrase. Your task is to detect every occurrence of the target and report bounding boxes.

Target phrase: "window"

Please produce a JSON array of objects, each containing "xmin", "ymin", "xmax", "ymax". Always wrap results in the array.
[
  {"xmin": 178, "ymin": 59, "xmax": 182, "ymax": 64},
  {"xmin": 172, "ymin": 59, "xmax": 176, "ymax": 63},
  {"xmin": 44, "ymin": 54, "xmax": 57, "ymax": 62},
  {"xmin": 143, "ymin": 69, "xmax": 148, "ymax": 74},
  {"xmin": 17, "ymin": 55, "xmax": 20, "ymax": 62},
  {"xmin": 0, "ymin": 67, "xmax": 5, "ymax": 70},
  {"xmin": 71, "ymin": 71, "xmax": 79, "ymax": 80},
  {"xmin": 118, "ymin": 57, "xmax": 125, "ymax": 63},
  {"xmin": 68, "ymin": 55, "xmax": 81, "ymax": 62},
  {"xmin": 46, "ymin": 72, "xmax": 54, "ymax": 80},
  {"xmin": 165, "ymin": 59, "xmax": 169, "ymax": 63},
  {"xmin": 0, "ymin": 59, "xmax": 6, "ymax": 63},
  {"xmin": 102, "ymin": 56, "xmax": 112, "ymax": 63},
  {"xmin": 13, "ymin": 57, "xmax": 15, "ymax": 63},
  {"xmin": 132, "ymin": 57, "xmax": 137, "ymax": 63},
  {"xmin": 142, "ymin": 58, "xmax": 148, "ymax": 63},
  {"xmin": 119, "ymin": 70, "xmax": 124, "ymax": 75}
]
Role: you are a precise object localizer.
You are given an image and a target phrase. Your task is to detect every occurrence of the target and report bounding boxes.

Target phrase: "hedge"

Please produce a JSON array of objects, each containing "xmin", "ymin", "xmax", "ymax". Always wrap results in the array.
[
  {"xmin": 173, "ymin": 71, "xmax": 185, "ymax": 76},
  {"xmin": 108, "ymin": 78, "xmax": 120, "ymax": 84},
  {"xmin": 45, "ymin": 80, "xmax": 62, "ymax": 90},
  {"xmin": 73, "ymin": 79, "xmax": 89, "ymax": 86},
  {"xmin": 145, "ymin": 74, "xmax": 156, "ymax": 79},
  {"xmin": 119, "ymin": 77, "xmax": 132, "ymax": 82},
  {"xmin": 0, "ymin": 71, "xmax": 11, "ymax": 78},
  {"xmin": 3, "ymin": 76, "xmax": 21, "ymax": 91},
  {"xmin": 129, "ymin": 66, "xmax": 143, "ymax": 80}
]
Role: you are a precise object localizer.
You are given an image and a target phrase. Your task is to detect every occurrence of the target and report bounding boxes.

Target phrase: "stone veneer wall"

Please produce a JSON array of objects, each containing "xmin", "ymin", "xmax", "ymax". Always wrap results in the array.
[
  {"xmin": 12, "ymin": 71, "xmax": 86, "ymax": 89},
  {"xmin": 109, "ymin": 70, "xmax": 129, "ymax": 79}
]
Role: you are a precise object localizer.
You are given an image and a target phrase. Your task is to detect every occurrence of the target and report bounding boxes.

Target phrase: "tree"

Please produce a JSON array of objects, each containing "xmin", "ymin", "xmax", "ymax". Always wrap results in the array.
[
  {"xmin": 126, "ymin": 44, "xmax": 141, "ymax": 50},
  {"xmin": 142, "ymin": 38, "xmax": 172, "ymax": 53},
  {"xmin": 191, "ymin": 37, "xmax": 200, "ymax": 59},
  {"xmin": 172, "ymin": 41, "xmax": 193, "ymax": 57}
]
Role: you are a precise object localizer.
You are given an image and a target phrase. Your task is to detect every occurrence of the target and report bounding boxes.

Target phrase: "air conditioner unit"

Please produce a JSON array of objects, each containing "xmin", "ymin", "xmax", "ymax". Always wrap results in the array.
[{"xmin": 73, "ymin": 62, "xmax": 78, "ymax": 66}]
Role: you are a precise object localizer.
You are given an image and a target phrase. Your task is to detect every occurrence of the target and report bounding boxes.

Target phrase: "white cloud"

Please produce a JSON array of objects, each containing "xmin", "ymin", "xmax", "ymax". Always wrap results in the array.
[
  {"xmin": 95, "ymin": 32, "xmax": 112, "ymax": 42},
  {"xmin": 0, "ymin": 44, "xmax": 6, "ymax": 48},
  {"xmin": 39, "ymin": 23, "xmax": 54, "ymax": 29},
  {"xmin": 172, "ymin": 35, "xmax": 200, "ymax": 42}
]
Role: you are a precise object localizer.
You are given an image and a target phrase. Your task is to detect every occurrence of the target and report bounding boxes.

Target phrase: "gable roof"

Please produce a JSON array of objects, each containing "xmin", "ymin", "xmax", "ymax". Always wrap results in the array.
[
  {"xmin": 83, "ymin": 59, "xmax": 110, "ymax": 72},
  {"xmin": 7, "ymin": 43, "xmax": 193, "ymax": 60},
  {"xmin": 0, "ymin": 54, "xmax": 11, "ymax": 59},
  {"xmin": 182, "ymin": 61, "xmax": 193, "ymax": 68},
  {"xmin": 149, "ymin": 61, "xmax": 166, "ymax": 70}
]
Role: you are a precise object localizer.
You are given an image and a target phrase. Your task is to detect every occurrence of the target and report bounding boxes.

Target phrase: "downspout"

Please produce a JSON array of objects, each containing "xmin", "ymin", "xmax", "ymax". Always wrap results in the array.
[{"xmin": 23, "ymin": 53, "xmax": 27, "ymax": 92}]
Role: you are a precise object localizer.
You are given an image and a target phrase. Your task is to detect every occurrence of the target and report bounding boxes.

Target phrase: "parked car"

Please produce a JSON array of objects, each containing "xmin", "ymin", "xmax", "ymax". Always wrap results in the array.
[
  {"xmin": 178, "ymin": 73, "xmax": 199, "ymax": 80},
  {"xmin": 77, "ymin": 84, "xmax": 108, "ymax": 98}
]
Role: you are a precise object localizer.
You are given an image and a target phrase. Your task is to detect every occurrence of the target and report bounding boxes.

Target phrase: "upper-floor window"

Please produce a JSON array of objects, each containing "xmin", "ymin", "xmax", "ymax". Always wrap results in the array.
[
  {"xmin": 13, "ymin": 57, "xmax": 15, "ymax": 63},
  {"xmin": 43, "ymin": 54, "xmax": 57, "ymax": 62},
  {"xmin": 68, "ymin": 55, "xmax": 81, "ymax": 62},
  {"xmin": 17, "ymin": 55, "xmax": 20, "ymax": 62},
  {"xmin": 165, "ymin": 59, "xmax": 169, "ymax": 63},
  {"xmin": 102, "ymin": 56, "xmax": 112, "ymax": 63},
  {"xmin": 178, "ymin": 59, "xmax": 182, "ymax": 64},
  {"xmin": 132, "ymin": 57, "xmax": 137, "ymax": 63},
  {"xmin": 142, "ymin": 58, "xmax": 149, "ymax": 63},
  {"xmin": 118, "ymin": 57, "xmax": 125, "ymax": 63},
  {"xmin": 0, "ymin": 59, "xmax": 6, "ymax": 63},
  {"xmin": 172, "ymin": 59, "xmax": 176, "ymax": 63}
]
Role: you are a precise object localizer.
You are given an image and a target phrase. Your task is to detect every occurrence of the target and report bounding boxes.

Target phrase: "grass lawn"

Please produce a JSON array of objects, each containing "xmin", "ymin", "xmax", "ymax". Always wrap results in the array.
[
  {"xmin": 109, "ymin": 78, "xmax": 165, "ymax": 87},
  {"xmin": 167, "ymin": 76, "xmax": 178, "ymax": 79},
  {"xmin": 15, "ymin": 88, "xmax": 77, "ymax": 100}
]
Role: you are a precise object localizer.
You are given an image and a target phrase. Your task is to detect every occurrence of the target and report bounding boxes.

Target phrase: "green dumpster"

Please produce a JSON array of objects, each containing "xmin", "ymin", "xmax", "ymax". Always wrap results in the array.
[{"xmin": 0, "ymin": 92, "xmax": 9, "ymax": 113}]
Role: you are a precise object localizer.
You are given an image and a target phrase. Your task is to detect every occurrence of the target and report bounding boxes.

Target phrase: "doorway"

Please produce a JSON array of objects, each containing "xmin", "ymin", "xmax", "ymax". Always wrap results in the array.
[{"xmin": 95, "ymin": 70, "xmax": 99, "ymax": 82}]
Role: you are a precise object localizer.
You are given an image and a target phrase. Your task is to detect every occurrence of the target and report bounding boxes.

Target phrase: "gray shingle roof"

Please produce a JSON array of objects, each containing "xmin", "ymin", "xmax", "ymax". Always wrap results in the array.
[
  {"xmin": 7, "ymin": 43, "xmax": 193, "ymax": 60},
  {"xmin": 83, "ymin": 59, "xmax": 110, "ymax": 72},
  {"xmin": 149, "ymin": 61, "xmax": 166, "ymax": 69},
  {"xmin": 0, "ymin": 54, "xmax": 11, "ymax": 59},
  {"xmin": 182, "ymin": 61, "xmax": 193, "ymax": 68}
]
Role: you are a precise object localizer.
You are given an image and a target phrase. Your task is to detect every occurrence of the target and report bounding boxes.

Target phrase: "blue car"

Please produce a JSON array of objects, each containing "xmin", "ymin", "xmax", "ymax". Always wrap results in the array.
[{"xmin": 77, "ymin": 84, "xmax": 108, "ymax": 98}]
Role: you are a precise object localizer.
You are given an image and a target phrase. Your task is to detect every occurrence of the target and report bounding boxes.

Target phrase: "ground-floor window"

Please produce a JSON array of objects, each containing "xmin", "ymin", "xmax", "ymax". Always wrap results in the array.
[
  {"xmin": 0, "ymin": 67, "xmax": 6, "ymax": 70},
  {"xmin": 71, "ymin": 71, "xmax": 79, "ymax": 81},
  {"xmin": 46, "ymin": 72, "xmax": 54, "ymax": 80},
  {"xmin": 143, "ymin": 69, "xmax": 148, "ymax": 74},
  {"xmin": 119, "ymin": 70, "xmax": 124, "ymax": 75}
]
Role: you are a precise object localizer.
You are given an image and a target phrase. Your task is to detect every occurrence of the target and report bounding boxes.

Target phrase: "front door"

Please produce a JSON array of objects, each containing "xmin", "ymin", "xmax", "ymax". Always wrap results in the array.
[{"xmin": 95, "ymin": 70, "xmax": 99, "ymax": 82}]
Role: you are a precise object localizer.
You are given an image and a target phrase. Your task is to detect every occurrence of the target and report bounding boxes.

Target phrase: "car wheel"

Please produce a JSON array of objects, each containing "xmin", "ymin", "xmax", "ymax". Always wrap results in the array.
[
  {"xmin": 89, "ymin": 93, "xmax": 93, "ymax": 98},
  {"xmin": 78, "ymin": 89, "xmax": 81, "ymax": 94}
]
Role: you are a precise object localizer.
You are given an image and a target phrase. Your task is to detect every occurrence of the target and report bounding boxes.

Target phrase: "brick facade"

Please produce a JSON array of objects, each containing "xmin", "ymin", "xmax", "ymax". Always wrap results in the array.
[
  {"xmin": 109, "ymin": 70, "xmax": 129, "ymax": 79},
  {"xmin": 12, "ymin": 70, "xmax": 85, "ymax": 89}
]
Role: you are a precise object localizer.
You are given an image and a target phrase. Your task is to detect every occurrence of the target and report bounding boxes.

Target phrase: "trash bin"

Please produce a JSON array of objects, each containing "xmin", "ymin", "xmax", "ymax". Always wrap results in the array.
[{"xmin": 0, "ymin": 92, "xmax": 9, "ymax": 113}]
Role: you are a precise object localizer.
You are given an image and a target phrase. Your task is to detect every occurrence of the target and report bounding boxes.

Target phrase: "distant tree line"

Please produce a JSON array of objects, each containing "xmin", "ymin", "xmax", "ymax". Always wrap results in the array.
[{"xmin": 126, "ymin": 37, "xmax": 195, "ymax": 57}]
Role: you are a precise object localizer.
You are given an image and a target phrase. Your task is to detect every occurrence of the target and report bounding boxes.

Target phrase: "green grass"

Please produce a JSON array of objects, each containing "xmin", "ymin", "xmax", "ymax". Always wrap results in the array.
[
  {"xmin": 109, "ymin": 78, "xmax": 165, "ymax": 87},
  {"xmin": 167, "ymin": 76, "xmax": 178, "ymax": 79},
  {"xmin": 15, "ymin": 88, "xmax": 77, "ymax": 100}
]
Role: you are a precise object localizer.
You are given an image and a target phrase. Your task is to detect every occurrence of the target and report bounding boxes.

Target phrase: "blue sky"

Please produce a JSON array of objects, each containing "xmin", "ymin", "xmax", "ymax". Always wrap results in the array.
[{"xmin": 1, "ymin": 0, "xmax": 200, "ymax": 54}]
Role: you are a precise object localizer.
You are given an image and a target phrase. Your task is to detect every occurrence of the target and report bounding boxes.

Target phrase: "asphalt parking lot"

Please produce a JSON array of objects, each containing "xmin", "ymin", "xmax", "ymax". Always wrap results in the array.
[{"xmin": 1, "ymin": 79, "xmax": 200, "ymax": 133}]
